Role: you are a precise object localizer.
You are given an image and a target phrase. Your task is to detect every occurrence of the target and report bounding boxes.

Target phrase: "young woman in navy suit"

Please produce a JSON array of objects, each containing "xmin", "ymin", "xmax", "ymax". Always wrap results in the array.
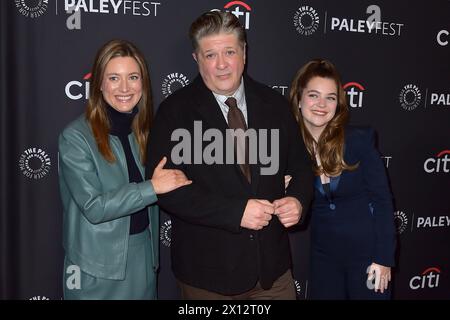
[{"xmin": 289, "ymin": 59, "xmax": 396, "ymax": 299}]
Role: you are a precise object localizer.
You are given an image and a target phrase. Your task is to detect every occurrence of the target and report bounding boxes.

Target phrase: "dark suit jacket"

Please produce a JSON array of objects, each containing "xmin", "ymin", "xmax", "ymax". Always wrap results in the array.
[
  {"xmin": 146, "ymin": 74, "xmax": 313, "ymax": 294},
  {"xmin": 310, "ymin": 126, "xmax": 396, "ymax": 267}
]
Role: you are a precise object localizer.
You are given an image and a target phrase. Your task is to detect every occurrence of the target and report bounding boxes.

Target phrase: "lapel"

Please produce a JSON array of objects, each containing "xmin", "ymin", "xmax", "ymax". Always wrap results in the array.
[
  {"xmin": 314, "ymin": 176, "xmax": 323, "ymax": 195},
  {"xmin": 191, "ymin": 75, "xmax": 229, "ymax": 132},
  {"xmin": 315, "ymin": 175, "xmax": 341, "ymax": 197},
  {"xmin": 244, "ymin": 75, "xmax": 269, "ymax": 194},
  {"xmin": 330, "ymin": 175, "xmax": 340, "ymax": 193},
  {"xmin": 314, "ymin": 132, "xmax": 351, "ymax": 198}
]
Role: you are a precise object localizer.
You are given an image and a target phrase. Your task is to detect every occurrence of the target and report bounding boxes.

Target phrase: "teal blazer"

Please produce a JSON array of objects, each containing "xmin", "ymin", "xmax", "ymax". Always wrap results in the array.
[{"xmin": 58, "ymin": 115, "xmax": 159, "ymax": 280}]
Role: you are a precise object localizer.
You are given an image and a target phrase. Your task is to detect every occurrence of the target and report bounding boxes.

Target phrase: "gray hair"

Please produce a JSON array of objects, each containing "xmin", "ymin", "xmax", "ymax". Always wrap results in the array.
[{"xmin": 189, "ymin": 11, "xmax": 246, "ymax": 52}]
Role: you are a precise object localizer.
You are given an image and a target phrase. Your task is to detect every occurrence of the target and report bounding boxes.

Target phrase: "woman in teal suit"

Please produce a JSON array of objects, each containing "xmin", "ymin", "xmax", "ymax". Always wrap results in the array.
[
  {"xmin": 289, "ymin": 59, "xmax": 396, "ymax": 299},
  {"xmin": 58, "ymin": 39, "xmax": 191, "ymax": 299}
]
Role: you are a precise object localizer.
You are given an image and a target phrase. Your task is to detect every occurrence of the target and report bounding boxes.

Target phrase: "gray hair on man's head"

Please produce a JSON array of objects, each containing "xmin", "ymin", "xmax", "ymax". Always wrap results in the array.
[{"xmin": 189, "ymin": 11, "xmax": 246, "ymax": 52}]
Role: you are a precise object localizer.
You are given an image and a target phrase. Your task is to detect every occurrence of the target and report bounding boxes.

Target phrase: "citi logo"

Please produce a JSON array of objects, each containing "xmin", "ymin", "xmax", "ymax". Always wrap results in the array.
[
  {"xmin": 65, "ymin": 73, "xmax": 91, "ymax": 100},
  {"xmin": 409, "ymin": 267, "xmax": 441, "ymax": 290},
  {"xmin": 437, "ymin": 30, "xmax": 449, "ymax": 46},
  {"xmin": 224, "ymin": 1, "xmax": 251, "ymax": 30},
  {"xmin": 424, "ymin": 150, "xmax": 450, "ymax": 173},
  {"xmin": 343, "ymin": 82, "xmax": 364, "ymax": 108}
]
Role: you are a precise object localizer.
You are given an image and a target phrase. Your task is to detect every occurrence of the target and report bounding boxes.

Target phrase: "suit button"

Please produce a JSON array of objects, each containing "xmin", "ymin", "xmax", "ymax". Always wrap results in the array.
[
  {"xmin": 329, "ymin": 203, "xmax": 336, "ymax": 210},
  {"xmin": 249, "ymin": 234, "xmax": 254, "ymax": 240}
]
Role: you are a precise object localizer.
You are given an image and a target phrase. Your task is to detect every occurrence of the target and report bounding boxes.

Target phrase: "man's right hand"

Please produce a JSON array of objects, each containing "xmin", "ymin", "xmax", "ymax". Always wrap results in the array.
[{"xmin": 240, "ymin": 199, "xmax": 274, "ymax": 230}]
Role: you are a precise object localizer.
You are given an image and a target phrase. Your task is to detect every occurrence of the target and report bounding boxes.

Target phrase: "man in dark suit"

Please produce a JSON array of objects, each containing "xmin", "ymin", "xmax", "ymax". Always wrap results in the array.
[{"xmin": 146, "ymin": 11, "xmax": 313, "ymax": 299}]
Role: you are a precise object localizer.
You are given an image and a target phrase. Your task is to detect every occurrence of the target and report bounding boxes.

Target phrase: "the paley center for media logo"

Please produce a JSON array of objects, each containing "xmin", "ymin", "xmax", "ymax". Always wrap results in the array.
[
  {"xmin": 15, "ymin": 0, "xmax": 49, "ymax": 18},
  {"xmin": 394, "ymin": 210, "xmax": 409, "ymax": 234},
  {"xmin": 399, "ymin": 84, "xmax": 422, "ymax": 111},
  {"xmin": 18, "ymin": 147, "xmax": 51, "ymax": 180},
  {"xmin": 293, "ymin": 6, "xmax": 320, "ymax": 36},
  {"xmin": 161, "ymin": 73, "xmax": 190, "ymax": 98},
  {"xmin": 160, "ymin": 219, "xmax": 172, "ymax": 248}
]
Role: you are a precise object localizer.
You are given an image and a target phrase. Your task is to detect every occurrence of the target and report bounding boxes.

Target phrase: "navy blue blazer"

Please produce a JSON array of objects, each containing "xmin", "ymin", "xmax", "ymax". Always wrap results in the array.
[{"xmin": 310, "ymin": 126, "xmax": 396, "ymax": 267}]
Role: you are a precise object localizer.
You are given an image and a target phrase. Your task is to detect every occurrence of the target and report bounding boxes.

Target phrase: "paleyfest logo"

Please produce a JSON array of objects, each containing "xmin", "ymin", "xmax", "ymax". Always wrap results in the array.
[
  {"xmin": 63, "ymin": 0, "xmax": 161, "ymax": 17},
  {"xmin": 329, "ymin": 5, "xmax": 404, "ymax": 36}
]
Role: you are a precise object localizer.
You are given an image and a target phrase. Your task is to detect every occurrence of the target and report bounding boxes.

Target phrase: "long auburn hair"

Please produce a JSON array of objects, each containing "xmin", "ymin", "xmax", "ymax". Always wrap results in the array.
[
  {"xmin": 289, "ymin": 59, "xmax": 358, "ymax": 176},
  {"xmin": 85, "ymin": 39, "xmax": 153, "ymax": 164}
]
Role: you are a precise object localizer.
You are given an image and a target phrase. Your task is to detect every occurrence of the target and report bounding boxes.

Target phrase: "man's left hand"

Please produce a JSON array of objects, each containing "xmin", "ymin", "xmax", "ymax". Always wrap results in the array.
[{"xmin": 273, "ymin": 196, "xmax": 302, "ymax": 228}]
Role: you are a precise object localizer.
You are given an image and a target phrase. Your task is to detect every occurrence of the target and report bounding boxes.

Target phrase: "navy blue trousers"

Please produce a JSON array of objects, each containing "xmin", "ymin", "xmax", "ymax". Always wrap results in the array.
[{"xmin": 310, "ymin": 250, "xmax": 391, "ymax": 300}]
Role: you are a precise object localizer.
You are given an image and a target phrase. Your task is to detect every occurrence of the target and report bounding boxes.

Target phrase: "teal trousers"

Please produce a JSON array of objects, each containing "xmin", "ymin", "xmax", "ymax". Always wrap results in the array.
[{"xmin": 63, "ymin": 229, "xmax": 156, "ymax": 300}]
